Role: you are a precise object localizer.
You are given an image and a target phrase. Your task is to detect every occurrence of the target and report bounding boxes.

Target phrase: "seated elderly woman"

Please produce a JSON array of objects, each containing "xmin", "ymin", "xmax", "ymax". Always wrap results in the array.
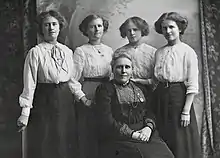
[{"xmin": 94, "ymin": 53, "xmax": 174, "ymax": 158}]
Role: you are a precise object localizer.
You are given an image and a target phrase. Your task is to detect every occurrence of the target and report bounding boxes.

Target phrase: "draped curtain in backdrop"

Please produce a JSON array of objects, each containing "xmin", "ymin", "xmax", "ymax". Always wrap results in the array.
[{"xmin": 22, "ymin": 0, "xmax": 220, "ymax": 158}]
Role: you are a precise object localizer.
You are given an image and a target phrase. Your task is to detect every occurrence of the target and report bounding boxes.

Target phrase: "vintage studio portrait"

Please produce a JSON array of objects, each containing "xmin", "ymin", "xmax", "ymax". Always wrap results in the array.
[{"xmin": 1, "ymin": 0, "xmax": 220, "ymax": 158}]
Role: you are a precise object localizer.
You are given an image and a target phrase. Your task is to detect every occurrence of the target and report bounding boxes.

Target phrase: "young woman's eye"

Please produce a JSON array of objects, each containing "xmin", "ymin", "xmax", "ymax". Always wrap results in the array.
[
  {"xmin": 98, "ymin": 24, "xmax": 103, "ymax": 27},
  {"xmin": 162, "ymin": 26, "xmax": 167, "ymax": 30},
  {"xmin": 116, "ymin": 65, "xmax": 125, "ymax": 70},
  {"xmin": 52, "ymin": 22, "xmax": 58, "ymax": 26},
  {"xmin": 125, "ymin": 65, "xmax": 131, "ymax": 69},
  {"xmin": 44, "ymin": 23, "xmax": 49, "ymax": 27},
  {"xmin": 133, "ymin": 28, "xmax": 138, "ymax": 31},
  {"xmin": 88, "ymin": 25, "xmax": 94, "ymax": 29}
]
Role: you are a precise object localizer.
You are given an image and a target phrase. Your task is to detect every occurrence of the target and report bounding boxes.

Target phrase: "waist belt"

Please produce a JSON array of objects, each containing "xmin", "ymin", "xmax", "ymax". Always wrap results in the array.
[
  {"xmin": 37, "ymin": 82, "xmax": 67, "ymax": 88},
  {"xmin": 84, "ymin": 77, "xmax": 110, "ymax": 82},
  {"xmin": 158, "ymin": 81, "xmax": 183, "ymax": 88}
]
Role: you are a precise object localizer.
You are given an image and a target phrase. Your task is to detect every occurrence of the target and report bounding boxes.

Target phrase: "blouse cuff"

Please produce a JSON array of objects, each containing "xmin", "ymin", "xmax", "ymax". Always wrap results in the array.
[
  {"xmin": 19, "ymin": 96, "xmax": 33, "ymax": 108},
  {"xmin": 21, "ymin": 107, "xmax": 30, "ymax": 117},
  {"xmin": 144, "ymin": 118, "xmax": 155, "ymax": 131},
  {"xmin": 74, "ymin": 90, "xmax": 86, "ymax": 101},
  {"xmin": 186, "ymin": 88, "xmax": 198, "ymax": 94}
]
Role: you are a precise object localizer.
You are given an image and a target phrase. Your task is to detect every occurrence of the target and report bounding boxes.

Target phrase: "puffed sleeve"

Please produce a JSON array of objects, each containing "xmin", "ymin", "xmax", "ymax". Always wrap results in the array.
[
  {"xmin": 185, "ymin": 48, "xmax": 199, "ymax": 94},
  {"xmin": 68, "ymin": 47, "xmax": 86, "ymax": 101},
  {"xmin": 94, "ymin": 83, "xmax": 134, "ymax": 139},
  {"xmin": 150, "ymin": 46, "xmax": 157, "ymax": 71},
  {"xmin": 72, "ymin": 47, "xmax": 85, "ymax": 81},
  {"xmin": 68, "ymin": 48, "xmax": 85, "ymax": 101},
  {"xmin": 19, "ymin": 47, "xmax": 39, "ymax": 115},
  {"xmin": 148, "ymin": 46, "xmax": 157, "ymax": 86}
]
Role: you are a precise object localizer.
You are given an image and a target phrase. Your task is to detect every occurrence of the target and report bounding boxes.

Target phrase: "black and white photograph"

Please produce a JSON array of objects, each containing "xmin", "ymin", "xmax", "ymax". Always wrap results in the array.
[{"xmin": 0, "ymin": 0, "xmax": 220, "ymax": 158}]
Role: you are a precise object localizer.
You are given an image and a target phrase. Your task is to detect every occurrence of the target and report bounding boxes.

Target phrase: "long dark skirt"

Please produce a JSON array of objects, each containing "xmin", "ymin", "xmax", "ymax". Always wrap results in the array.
[
  {"xmin": 152, "ymin": 82, "xmax": 202, "ymax": 158},
  {"xmin": 75, "ymin": 102, "xmax": 98, "ymax": 158},
  {"xmin": 26, "ymin": 83, "xmax": 78, "ymax": 158},
  {"xmin": 99, "ymin": 131, "xmax": 174, "ymax": 158}
]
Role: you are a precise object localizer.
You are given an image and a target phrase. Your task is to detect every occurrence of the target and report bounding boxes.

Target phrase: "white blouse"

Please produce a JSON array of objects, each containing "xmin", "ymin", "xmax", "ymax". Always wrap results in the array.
[
  {"xmin": 114, "ymin": 43, "xmax": 156, "ymax": 79},
  {"xmin": 154, "ymin": 42, "xmax": 199, "ymax": 94},
  {"xmin": 19, "ymin": 42, "xmax": 85, "ymax": 110},
  {"xmin": 72, "ymin": 43, "xmax": 113, "ymax": 98}
]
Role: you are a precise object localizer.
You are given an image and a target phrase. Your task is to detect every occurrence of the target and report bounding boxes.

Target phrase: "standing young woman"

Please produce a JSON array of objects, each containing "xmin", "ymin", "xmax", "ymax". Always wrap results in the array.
[
  {"xmin": 114, "ymin": 16, "xmax": 156, "ymax": 86},
  {"xmin": 72, "ymin": 14, "xmax": 113, "ymax": 158},
  {"xmin": 17, "ymin": 10, "xmax": 83, "ymax": 158},
  {"xmin": 153, "ymin": 12, "xmax": 201, "ymax": 158}
]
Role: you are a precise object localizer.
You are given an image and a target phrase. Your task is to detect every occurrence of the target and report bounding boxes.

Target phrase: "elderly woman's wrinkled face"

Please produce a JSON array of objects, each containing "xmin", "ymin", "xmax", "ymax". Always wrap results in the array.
[
  {"xmin": 42, "ymin": 16, "xmax": 60, "ymax": 42},
  {"xmin": 86, "ymin": 18, "xmax": 104, "ymax": 41},
  {"xmin": 113, "ymin": 57, "xmax": 133, "ymax": 84},
  {"xmin": 125, "ymin": 21, "xmax": 142, "ymax": 44},
  {"xmin": 161, "ymin": 19, "xmax": 180, "ymax": 42}
]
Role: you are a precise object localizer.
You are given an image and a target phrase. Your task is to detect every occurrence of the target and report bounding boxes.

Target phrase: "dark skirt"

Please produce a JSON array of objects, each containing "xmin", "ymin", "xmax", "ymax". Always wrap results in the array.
[
  {"xmin": 75, "ymin": 102, "xmax": 98, "ymax": 158},
  {"xmin": 26, "ymin": 82, "xmax": 78, "ymax": 158},
  {"xmin": 99, "ymin": 131, "xmax": 174, "ymax": 158},
  {"xmin": 152, "ymin": 82, "xmax": 202, "ymax": 158}
]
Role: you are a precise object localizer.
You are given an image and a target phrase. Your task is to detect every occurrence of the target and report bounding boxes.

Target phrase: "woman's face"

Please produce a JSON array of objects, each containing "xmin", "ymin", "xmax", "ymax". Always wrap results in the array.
[
  {"xmin": 125, "ymin": 21, "xmax": 142, "ymax": 44},
  {"xmin": 42, "ymin": 16, "xmax": 60, "ymax": 42},
  {"xmin": 86, "ymin": 18, "xmax": 104, "ymax": 41},
  {"xmin": 161, "ymin": 19, "xmax": 180, "ymax": 43},
  {"xmin": 113, "ymin": 57, "xmax": 133, "ymax": 84}
]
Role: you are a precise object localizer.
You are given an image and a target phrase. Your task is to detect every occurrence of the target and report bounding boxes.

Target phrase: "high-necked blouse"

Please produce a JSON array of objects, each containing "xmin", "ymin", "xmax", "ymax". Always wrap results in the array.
[
  {"xmin": 72, "ymin": 43, "xmax": 113, "ymax": 100},
  {"xmin": 19, "ymin": 42, "xmax": 85, "ymax": 110},
  {"xmin": 114, "ymin": 43, "xmax": 156, "ymax": 79},
  {"xmin": 154, "ymin": 42, "xmax": 199, "ymax": 94}
]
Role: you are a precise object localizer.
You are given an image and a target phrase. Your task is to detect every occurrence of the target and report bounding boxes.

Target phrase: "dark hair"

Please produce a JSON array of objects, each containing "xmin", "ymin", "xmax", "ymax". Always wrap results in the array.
[
  {"xmin": 111, "ymin": 52, "xmax": 133, "ymax": 69},
  {"xmin": 119, "ymin": 16, "xmax": 149, "ymax": 38},
  {"xmin": 154, "ymin": 12, "xmax": 188, "ymax": 35},
  {"xmin": 79, "ymin": 14, "xmax": 109, "ymax": 37},
  {"xmin": 36, "ymin": 10, "xmax": 67, "ymax": 36}
]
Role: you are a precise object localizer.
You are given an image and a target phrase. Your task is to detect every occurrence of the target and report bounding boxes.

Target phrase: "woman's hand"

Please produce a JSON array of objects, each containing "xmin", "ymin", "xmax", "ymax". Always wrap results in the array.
[
  {"xmin": 137, "ymin": 126, "xmax": 152, "ymax": 142},
  {"xmin": 17, "ymin": 115, "xmax": 29, "ymax": 132},
  {"xmin": 80, "ymin": 96, "xmax": 92, "ymax": 107},
  {"xmin": 131, "ymin": 131, "xmax": 141, "ymax": 140},
  {"xmin": 180, "ymin": 112, "xmax": 190, "ymax": 127},
  {"xmin": 84, "ymin": 99, "xmax": 92, "ymax": 107},
  {"xmin": 181, "ymin": 93, "xmax": 195, "ymax": 127}
]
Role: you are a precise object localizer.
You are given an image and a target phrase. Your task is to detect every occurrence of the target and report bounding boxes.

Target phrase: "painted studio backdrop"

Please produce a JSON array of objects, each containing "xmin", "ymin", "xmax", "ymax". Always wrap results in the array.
[{"xmin": 37, "ymin": 0, "xmax": 204, "ymax": 130}]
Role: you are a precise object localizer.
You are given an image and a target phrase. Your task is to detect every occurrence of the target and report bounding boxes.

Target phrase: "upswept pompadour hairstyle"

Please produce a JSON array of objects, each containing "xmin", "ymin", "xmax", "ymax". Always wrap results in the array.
[
  {"xmin": 119, "ymin": 16, "xmax": 149, "ymax": 38},
  {"xmin": 36, "ymin": 10, "xmax": 67, "ymax": 36},
  {"xmin": 79, "ymin": 14, "xmax": 109, "ymax": 37},
  {"xmin": 154, "ymin": 12, "xmax": 188, "ymax": 35}
]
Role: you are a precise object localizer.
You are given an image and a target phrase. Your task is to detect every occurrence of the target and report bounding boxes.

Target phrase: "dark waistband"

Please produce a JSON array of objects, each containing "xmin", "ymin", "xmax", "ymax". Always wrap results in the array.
[
  {"xmin": 84, "ymin": 77, "xmax": 110, "ymax": 82},
  {"xmin": 158, "ymin": 81, "xmax": 183, "ymax": 88},
  {"xmin": 37, "ymin": 82, "xmax": 68, "ymax": 87}
]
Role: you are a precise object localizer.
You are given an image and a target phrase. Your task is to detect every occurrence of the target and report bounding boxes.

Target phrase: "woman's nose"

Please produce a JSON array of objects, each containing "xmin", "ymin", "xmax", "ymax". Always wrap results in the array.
[
  {"xmin": 94, "ymin": 25, "xmax": 99, "ymax": 31},
  {"xmin": 48, "ymin": 24, "xmax": 54, "ymax": 30},
  {"xmin": 121, "ymin": 67, "xmax": 126, "ymax": 73},
  {"xmin": 48, "ymin": 24, "xmax": 53, "ymax": 30},
  {"xmin": 130, "ymin": 29, "xmax": 135, "ymax": 35},
  {"xmin": 166, "ymin": 28, "xmax": 171, "ymax": 33}
]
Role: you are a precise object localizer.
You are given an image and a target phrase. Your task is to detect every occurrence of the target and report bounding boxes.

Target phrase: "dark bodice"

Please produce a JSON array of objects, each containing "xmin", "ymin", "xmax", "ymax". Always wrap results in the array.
[{"xmin": 94, "ymin": 80, "xmax": 155, "ymax": 141}]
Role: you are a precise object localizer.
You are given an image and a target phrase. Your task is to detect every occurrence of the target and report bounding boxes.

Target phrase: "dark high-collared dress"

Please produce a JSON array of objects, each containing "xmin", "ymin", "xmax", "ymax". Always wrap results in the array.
[{"xmin": 94, "ymin": 80, "xmax": 174, "ymax": 158}]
